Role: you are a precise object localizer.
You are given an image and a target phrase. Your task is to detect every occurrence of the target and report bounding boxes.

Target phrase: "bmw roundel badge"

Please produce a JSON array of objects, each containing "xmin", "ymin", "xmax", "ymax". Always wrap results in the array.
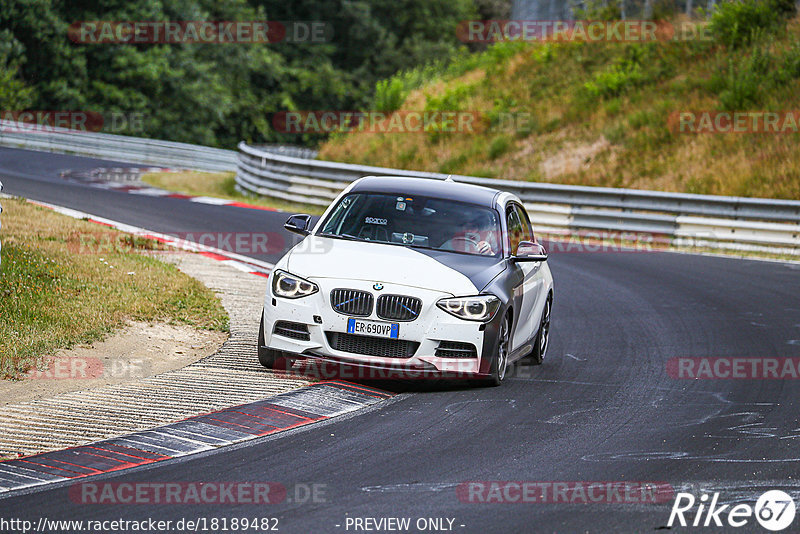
[{"xmin": 373, "ymin": 282, "xmax": 384, "ymax": 291}]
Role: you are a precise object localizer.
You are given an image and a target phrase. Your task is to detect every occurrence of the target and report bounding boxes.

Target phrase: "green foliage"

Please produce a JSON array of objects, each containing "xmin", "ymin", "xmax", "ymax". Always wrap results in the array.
[
  {"xmin": 579, "ymin": 44, "xmax": 667, "ymax": 101},
  {"xmin": 770, "ymin": 0, "xmax": 798, "ymax": 18},
  {"xmin": 472, "ymin": 167, "xmax": 498, "ymax": 178},
  {"xmin": 374, "ymin": 78, "xmax": 406, "ymax": 113},
  {"xmin": 438, "ymin": 153, "xmax": 468, "ymax": 174},
  {"xmin": 603, "ymin": 122, "xmax": 627, "ymax": 145},
  {"xmin": 583, "ymin": 63, "xmax": 644, "ymax": 99},
  {"xmin": 651, "ymin": 0, "xmax": 681, "ymax": 19},
  {"xmin": 0, "ymin": 68, "xmax": 34, "ymax": 110},
  {"xmin": 482, "ymin": 40, "xmax": 528, "ymax": 75},
  {"xmin": 397, "ymin": 146, "xmax": 418, "ymax": 167},
  {"xmin": 573, "ymin": 0, "xmax": 621, "ymax": 21},
  {"xmin": 604, "ymin": 98, "xmax": 622, "ymax": 116},
  {"xmin": 531, "ymin": 43, "xmax": 555, "ymax": 64},
  {"xmin": 425, "ymin": 83, "xmax": 475, "ymax": 113},
  {"xmin": 485, "ymin": 94, "xmax": 519, "ymax": 133},
  {"xmin": 487, "ymin": 135, "xmax": 511, "ymax": 159},
  {"xmin": 709, "ymin": 41, "xmax": 800, "ymax": 110},
  {"xmin": 0, "ymin": 0, "xmax": 477, "ymax": 147},
  {"xmin": 708, "ymin": 0, "xmax": 786, "ymax": 49},
  {"xmin": 422, "ymin": 82, "xmax": 476, "ymax": 143},
  {"xmin": 715, "ymin": 48, "xmax": 771, "ymax": 109},
  {"xmin": 473, "ymin": 0, "xmax": 512, "ymax": 19},
  {"xmin": 778, "ymin": 41, "xmax": 800, "ymax": 81},
  {"xmin": 0, "ymin": 30, "xmax": 34, "ymax": 109},
  {"xmin": 370, "ymin": 40, "xmax": 527, "ymax": 112},
  {"xmin": 627, "ymin": 109, "xmax": 655, "ymax": 130}
]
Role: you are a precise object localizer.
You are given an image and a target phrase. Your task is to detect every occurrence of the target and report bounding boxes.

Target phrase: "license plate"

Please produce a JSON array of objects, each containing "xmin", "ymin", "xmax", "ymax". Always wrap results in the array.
[{"xmin": 347, "ymin": 318, "xmax": 399, "ymax": 339}]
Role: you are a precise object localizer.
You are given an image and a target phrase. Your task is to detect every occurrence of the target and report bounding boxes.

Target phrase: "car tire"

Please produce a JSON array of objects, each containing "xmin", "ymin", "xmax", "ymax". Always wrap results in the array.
[
  {"xmin": 530, "ymin": 294, "xmax": 552, "ymax": 366},
  {"xmin": 257, "ymin": 312, "xmax": 292, "ymax": 371},
  {"xmin": 483, "ymin": 312, "xmax": 511, "ymax": 387}
]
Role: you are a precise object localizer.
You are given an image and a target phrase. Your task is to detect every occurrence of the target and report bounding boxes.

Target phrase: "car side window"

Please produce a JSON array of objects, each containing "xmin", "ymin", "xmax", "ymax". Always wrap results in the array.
[
  {"xmin": 506, "ymin": 205, "xmax": 524, "ymax": 254},
  {"xmin": 514, "ymin": 204, "xmax": 534, "ymax": 243}
]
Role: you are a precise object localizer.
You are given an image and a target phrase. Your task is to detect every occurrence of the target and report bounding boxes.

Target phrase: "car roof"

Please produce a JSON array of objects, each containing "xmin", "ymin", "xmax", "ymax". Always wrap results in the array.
[{"xmin": 350, "ymin": 176, "xmax": 501, "ymax": 209}]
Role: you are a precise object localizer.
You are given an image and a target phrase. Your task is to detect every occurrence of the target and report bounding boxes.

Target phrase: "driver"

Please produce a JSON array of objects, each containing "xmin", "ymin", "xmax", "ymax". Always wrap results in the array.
[
  {"xmin": 462, "ymin": 211, "xmax": 499, "ymax": 255},
  {"xmin": 476, "ymin": 239, "xmax": 494, "ymax": 255}
]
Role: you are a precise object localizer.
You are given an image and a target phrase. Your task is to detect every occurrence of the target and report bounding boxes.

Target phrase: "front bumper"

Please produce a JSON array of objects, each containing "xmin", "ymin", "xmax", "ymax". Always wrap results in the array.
[{"xmin": 262, "ymin": 278, "xmax": 494, "ymax": 378}]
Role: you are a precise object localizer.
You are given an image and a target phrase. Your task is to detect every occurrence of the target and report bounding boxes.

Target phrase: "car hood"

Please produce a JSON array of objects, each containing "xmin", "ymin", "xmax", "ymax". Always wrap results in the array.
[{"xmin": 286, "ymin": 236, "xmax": 505, "ymax": 294}]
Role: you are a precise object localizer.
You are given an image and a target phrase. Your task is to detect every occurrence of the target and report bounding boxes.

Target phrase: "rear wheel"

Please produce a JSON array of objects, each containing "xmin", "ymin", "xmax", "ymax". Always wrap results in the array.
[
  {"xmin": 531, "ymin": 294, "xmax": 552, "ymax": 365},
  {"xmin": 258, "ymin": 313, "xmax": 292, "ymax": 371}
]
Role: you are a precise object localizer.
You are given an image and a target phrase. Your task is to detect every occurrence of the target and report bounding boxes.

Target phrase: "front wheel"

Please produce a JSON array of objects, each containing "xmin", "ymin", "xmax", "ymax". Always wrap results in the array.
[
  {"xmin": 257, "ymin": 313, "xmax": 292, "ymax": 371},
  {"xmin": 530, "ymin": 294, "xmax": 552, "ymax": 365},
  {"xmin": 485, "ymin": 312, "xmax": 511, "ymax": 387}
]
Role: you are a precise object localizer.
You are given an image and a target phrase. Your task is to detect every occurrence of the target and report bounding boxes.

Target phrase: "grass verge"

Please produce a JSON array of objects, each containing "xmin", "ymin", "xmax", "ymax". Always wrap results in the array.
[
  {"xmin": 0, "ymin": 198, "xmax": 229, "ymax": 379},
  {"xmin": 142, "ymin": 171, "xmax": 325, "ymax": 215}
]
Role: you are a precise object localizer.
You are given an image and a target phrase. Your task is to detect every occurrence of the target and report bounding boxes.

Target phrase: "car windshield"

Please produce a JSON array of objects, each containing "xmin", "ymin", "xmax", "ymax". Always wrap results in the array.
[{"xmin": 318, "ymin": 192, "xmax": 502, "ymax": 257}]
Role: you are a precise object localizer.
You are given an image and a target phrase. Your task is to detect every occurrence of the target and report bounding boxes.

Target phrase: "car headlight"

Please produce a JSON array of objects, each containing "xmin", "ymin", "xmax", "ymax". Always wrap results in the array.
[
  {"xmin": 436, "ymin": 295, "xmax": 501, "ymax": 322},
  {"xmin": 272, "ymin": 270, "xmax": 318, "ymax": 299}
]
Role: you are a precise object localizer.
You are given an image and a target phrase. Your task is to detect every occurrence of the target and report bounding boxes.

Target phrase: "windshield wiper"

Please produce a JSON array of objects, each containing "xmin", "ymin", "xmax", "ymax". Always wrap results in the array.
[{"xmin": 318, "ymin": 233, "xmax": 364, "ymax": 242}]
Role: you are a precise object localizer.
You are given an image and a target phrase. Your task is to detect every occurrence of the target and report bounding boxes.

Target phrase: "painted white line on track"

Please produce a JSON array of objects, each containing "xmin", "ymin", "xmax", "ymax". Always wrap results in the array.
[{"xmin": 25, "ymin": 198, "xmax": 275, "ymax": 276}]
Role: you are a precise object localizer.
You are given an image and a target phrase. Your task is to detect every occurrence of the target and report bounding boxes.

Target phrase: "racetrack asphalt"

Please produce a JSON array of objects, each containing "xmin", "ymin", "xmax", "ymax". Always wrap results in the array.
[{"xmin": 1, "ymin": 147, "xmax": 799, "ymax": 533}]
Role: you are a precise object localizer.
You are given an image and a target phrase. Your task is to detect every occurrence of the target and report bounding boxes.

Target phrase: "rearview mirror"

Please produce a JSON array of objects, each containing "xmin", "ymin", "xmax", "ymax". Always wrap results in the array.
[
  {"xmin": 511, "ymin": 241, "xmax": 547, "ymax": 262},
  {"xmin": 284, "ymin": 214, "xmax": 312, "ymax": 236}
]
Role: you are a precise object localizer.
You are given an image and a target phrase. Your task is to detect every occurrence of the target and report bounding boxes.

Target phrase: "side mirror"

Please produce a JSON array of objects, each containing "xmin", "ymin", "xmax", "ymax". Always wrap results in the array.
[
  {"xmin": 511, "ymin": 241, "xmax": 547, "ymax": 262},
  {"xmin": 284, "ymin": 214, "xmax": 312, "ymax": 236}
]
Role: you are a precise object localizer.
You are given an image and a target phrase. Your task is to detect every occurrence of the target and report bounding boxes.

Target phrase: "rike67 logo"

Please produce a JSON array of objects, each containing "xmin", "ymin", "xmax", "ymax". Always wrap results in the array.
[{"xmin": 668, "ymin": 490, "xmax": 796, "ymax": 531}]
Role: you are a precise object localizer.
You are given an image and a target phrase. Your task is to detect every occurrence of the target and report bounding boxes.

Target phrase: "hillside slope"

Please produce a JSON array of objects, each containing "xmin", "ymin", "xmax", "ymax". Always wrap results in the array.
[{"xmin": 319, "ymin": 13, "xmax": 800, "ymax": 200}]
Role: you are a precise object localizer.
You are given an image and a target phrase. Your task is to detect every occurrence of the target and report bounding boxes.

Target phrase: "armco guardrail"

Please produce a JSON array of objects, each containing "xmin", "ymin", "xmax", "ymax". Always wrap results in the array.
[
  {"xmin": 0, "ymin": 120, "xmax": 795, "ymax": 255},
  {"xmin": 236, "ymin": 142, "xmax": 800, "ymax": 254},
  {"xmin": 0, "ymin": 120, "xmax": 236, "ymax": 172}
]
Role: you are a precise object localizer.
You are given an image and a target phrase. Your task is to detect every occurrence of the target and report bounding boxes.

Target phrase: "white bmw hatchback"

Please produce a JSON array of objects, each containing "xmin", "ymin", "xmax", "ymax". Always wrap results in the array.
[{"xmin": 259, "ymin": 176, "xmax": 554, "ymax": 386}]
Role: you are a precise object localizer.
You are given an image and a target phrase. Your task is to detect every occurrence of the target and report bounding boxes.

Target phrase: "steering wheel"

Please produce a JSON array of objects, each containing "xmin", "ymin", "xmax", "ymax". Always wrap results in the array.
[{"xmin": 448, "ymin": 236, "xmax": 480, "ymax": 252}]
